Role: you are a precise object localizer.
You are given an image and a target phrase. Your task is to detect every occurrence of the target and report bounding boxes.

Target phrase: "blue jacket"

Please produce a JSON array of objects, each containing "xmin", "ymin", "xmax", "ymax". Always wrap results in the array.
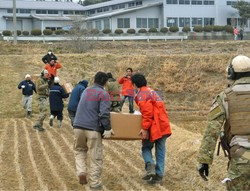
[
  {"xmin": 49, "ymin": 83, "xmax": 69, "ymax": 111},
  {"xmin": 18, "ymin": 80, "xmax": 36, "ymax": 96},
  {"xmin": 67, "ymin": 80, "xmax": 88, "ymax": 112},
  {"xmin": 73, "ymin": 83, "xmax": 111, "ymax": 133}
]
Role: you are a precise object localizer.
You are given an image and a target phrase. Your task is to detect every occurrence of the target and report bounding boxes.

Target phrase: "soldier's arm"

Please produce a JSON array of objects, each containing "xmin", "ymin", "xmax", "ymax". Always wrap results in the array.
[{"xmin": 37, "ymin": 79, "xmax": 48, "ymax": 91}]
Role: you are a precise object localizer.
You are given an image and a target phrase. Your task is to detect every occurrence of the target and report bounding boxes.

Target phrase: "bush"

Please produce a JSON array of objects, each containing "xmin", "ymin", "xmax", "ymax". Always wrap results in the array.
[
  {"xmin": 182, "ymin": 26, "xmax": 191, "ymax": 33},
  {"xmin": 148, "ymin": 28, "xmax": 158, "ymax": 33},
  {"xmin": 169, "ymin": 26, "xmax": 179, "ymax": 33},
  {"xmin": 193, "ymin": 26, "xmax": 203, "ymax": 32},
  {"xmin": 43, "ymin": 29, "xmax": 53, "ymax": 35},
  {"xmin": 224, "ymin": 25, "xmax": 234, "ymax": 33},
  {"xmin": 17, "ymin": 30, "xmax": 22, "ymax": 36},
  {"xmin": 55, "ymin": 29, "xmax": 65, "ymax": 35},
  {"xmin": 22, "ymin": 31, "xmax": 29, "ymax": 36},
  {"xmin": 102, "ymin": 28, "xmax": 111, "ymax": 34},
  {"xmin": 31, "ymin": 29, "xmax": 42, "ymax": 36},
  {"xmin": 203, "ymin": 25, "xmax": 213, "ymax": 32},
  {"xmin": 115, "ymin": 29, "xmax": 124, "ymax": 35},
  {"xmin": 213, "ymin": 25, "xmax": 224, "ymax": 32},
  {"xmin": 138, "ymin": 29, "xmax": 147, "ymax": 33},
  {"xmin": 160, "ymin": 27, "xmax": 168, "ymax": 33},
  {"xmin": 2, "ymin": 30, "xmax": 12, "ymax": 36},
  {"xmin": 90, "ymin": 29, "xmax": 99, "ymax": 34},
  {"xmin": 127, "ymin": 29, "xmax": 136, "ymax": 34}
]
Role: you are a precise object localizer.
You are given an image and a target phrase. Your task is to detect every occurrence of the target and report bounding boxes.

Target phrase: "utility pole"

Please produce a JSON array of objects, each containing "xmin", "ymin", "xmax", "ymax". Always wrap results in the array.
[{"xmin": 13, "ymin": 0, "xmax": 17, "ymax": 45}]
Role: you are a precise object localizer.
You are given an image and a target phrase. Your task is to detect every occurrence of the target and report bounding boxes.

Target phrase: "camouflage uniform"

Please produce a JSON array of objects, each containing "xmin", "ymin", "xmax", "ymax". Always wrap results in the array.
[
  {"xmin": 198, "ymin": 77, "xmax": 250, "ymax": 191},
  {"xmin": 33, "ymin": 76, "xmax": 49, "ymax": 130},
  {"xmin": 106, "ymin": 78, "xmax": 121, "ymax": 112}
]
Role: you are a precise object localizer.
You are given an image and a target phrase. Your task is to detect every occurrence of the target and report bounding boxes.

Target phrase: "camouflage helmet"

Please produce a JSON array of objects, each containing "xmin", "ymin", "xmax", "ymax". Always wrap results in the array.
[{"xmin": 231, "ymin": 55, "xmax": 250, "ymax": 73}]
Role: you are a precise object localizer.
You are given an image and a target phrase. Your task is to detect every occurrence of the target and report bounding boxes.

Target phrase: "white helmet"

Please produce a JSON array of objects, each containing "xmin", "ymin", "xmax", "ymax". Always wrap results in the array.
[{"xmin": 231, "ymin": 55, "xmax": 250, "ymax": 73}]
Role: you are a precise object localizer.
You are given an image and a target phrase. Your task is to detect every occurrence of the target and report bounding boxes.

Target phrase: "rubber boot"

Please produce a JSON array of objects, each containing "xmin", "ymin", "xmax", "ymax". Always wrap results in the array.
[{"xmin": 142, "ymin": 162, "xmax": 155, "ymax": 180}]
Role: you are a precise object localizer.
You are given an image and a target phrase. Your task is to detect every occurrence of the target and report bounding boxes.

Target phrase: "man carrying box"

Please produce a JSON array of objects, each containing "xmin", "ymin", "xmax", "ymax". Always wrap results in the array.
[
  {"xmin": 131, "ymin": 73, "xmax": 172, "ymax": 185},
  {"xmin": 73, "ymin": 72, "xmax": 114, "ymax": 190}
]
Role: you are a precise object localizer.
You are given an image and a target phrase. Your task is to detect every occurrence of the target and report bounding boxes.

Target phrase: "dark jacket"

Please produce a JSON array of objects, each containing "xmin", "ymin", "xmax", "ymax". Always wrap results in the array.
[
  {"xmin": 49, "ymin": 83, "xmax": 69, "ymax": 111},
  {"xmin": 73, "ymin": 83, "xmax": 111, "ymax": 133},
  {"xmin": 68, "ymin": 80, "xmax": 88, "ymax": 112},
  {"xmin": 18, "ymin": 80, "xmax": 36, "ymax": 95},
  {"xmin": 42, "ymin": 53, "xmax": 57, "ymax": 64}
]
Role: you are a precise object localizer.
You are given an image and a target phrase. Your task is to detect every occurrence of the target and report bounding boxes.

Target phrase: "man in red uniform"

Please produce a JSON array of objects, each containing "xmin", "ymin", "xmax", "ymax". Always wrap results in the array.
[
  {"xmin": 44, "ymin": 59, "xmax": 62, "ymax": 80},
  {"xmin": 118, "ymin": 68, "xmax": 134, "ymax": 113},
  {"xmin": 131, "ymin": 73, "xmax": 172, "ymax": 185}
]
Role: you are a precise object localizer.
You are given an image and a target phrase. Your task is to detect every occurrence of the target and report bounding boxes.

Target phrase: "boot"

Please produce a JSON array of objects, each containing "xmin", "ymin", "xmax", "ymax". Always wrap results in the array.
[
  {"xmin": 49, "ymin": 115, "xmax": 54, "ymax": 127},
  {"xmin": 142, "ymin": 162, "xmax": 155, "ymax": 180},
  {"xmin": 147, "ymin": 174, "xmax": 163, "ymax": 185},
  {"xmin": 57, "ymin": 120, "xmax": 62, "ymax": 128},
  {"xmin": 27, "ymin": 111, "xmax": 32, "ymax": 118}
]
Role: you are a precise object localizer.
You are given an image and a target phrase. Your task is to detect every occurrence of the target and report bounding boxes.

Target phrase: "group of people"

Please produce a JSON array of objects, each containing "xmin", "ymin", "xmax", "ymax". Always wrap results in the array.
[{"xmin": 233, "ymin": 27, "xmax": 244, "ymax": 41}]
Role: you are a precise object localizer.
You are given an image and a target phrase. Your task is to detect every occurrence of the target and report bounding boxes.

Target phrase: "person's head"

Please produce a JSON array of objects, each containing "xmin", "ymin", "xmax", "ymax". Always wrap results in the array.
[
  {"xmin": 126, "ymin": 68, "xmax": 133, "ymax": 76},
  {"xmin": 25, "ymin": 74, "xmax": 31, "ymax": 81},
  {"xmin": 227, "ymin": 55, "xmax": 250, "ymax": 81},
  {"xmin": 54, "ymin": 77, "xmax": 60, "ymax": 84},
  {"xmin": 106, "ymin": 72, "xmax": 113, "ymax": 79},
  {"xmin": 48, "ymin": 50, "xmax": 52, "ymax": 55},
  {"xmin": 94, "ymin": 72, "xmax": 109, "ymax": 86},
  {"xmin": 41, "ymin": 69, "xmax": 49, "ymax": 79},
  {"xmin": 131, "ymin": 73, "xmax": 147, "ymax": 88},
  {"xmin": 49, "ymin": 59, "xmax": 55, "ymax": 66}
]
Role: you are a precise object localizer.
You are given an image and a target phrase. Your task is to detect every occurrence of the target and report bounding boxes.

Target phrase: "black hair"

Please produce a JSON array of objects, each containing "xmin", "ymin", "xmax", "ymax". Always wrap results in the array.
[
  {"xmin": 126, "ymin": 68, "xmax": 133, "ymax": 72},
  {"xmin": 131, "ymin": 73, "xmax": 147, "ymax": 88},
  {"xmin": 94, "ymin": 72, "xmax": 109, "ymax": 86},
  {"xmin": 106, "ymin": 72, "xmax": 113, "ymax": 79}
]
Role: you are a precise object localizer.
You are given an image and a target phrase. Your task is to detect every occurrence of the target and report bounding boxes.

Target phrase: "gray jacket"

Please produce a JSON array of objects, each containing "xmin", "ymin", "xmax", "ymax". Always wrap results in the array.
[{"xmin": 73, "ymin": 83, "xmax": 111, "ymax": 133}]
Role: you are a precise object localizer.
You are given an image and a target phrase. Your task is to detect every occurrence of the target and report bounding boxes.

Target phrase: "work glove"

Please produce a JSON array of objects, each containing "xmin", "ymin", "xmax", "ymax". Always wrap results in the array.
[
  {"xmin": 21, "ymin": 85, "xmax": 25, "ymax": 89},
  {"xmin": 103, "ymin": 129, "xmax": 114, "ymax": 138},
  {"xmin": 198, "ymin": 163, "xmax": 209, "ymax": 181}
]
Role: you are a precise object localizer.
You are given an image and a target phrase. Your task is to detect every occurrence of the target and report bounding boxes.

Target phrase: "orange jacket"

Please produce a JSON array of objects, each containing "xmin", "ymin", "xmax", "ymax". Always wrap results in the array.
[
  {"xmin": 118, "ymin": 76, "xmax": 134, "ymax": 96},
  {"xmin": 44, "ymin": 62, "xmax": 62, "ymax": 78},
  {"xmin": 135, "ymin": 86, "xmax": 172, "ymax": 142}
]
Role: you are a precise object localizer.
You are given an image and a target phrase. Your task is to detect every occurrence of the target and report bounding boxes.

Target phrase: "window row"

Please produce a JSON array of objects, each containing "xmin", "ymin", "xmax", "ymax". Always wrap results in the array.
[
  {"xmin": 136, "ymin": 18, "xmax": 159, "ymax": 28},
  {"xmin": 7, "ymin": 9, "xmax": 84, "ymax": 15},
  {"xmin": 167, "ymin": 17, "xmax": 215, "ymax": 27},
  {"xmin": 226, "ymin": 1, "xmax": 237, "ymax": 6},
  {"xmin": 166, "ymin": 0, "xmax": 214, "ymax": 5}
]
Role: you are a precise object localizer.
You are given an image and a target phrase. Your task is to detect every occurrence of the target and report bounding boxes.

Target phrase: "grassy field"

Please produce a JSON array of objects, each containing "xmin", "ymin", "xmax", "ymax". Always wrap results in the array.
[{"xmin": 0, "ymin": 40, "xmax": 250, "ymax": 190}]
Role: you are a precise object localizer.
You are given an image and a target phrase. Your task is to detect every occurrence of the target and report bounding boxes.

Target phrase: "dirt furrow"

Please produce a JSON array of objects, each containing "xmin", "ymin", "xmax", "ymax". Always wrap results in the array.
[{"xmin": 0, "ymin": 119, "xmax": 8, "ymax": 165}]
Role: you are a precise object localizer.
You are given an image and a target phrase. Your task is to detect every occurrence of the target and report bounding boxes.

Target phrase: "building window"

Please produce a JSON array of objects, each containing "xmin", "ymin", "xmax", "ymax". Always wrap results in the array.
[
  {"xmin": 167, "ymin": 17, "xmax": 178, "ymax": 27},
  {"xmin": 7, "ymin": 9, "xmax": 13, "ymax": 13},
  {"xmin": 104, "ymin": 18, "xmax": 110, "ymax": 29},
  {"xmin": 117, "ymin": 18, "xmax": 130, "ymax": 28},
  {"xmin": 36, "ymin": 10, "xmax": 47, "ymax": 14},
  {"xmin": 192, "ymin": 18, "xmax": 203, "ymax": 26},
  {"xmin": 88, "ymin": 9, "xmax": 95, "ymax": 15},
  {"xmin": 148, "ymin": 18, "xmax": 159, "ymax": 28},
  {"xmin": 97, "ymin": 8, "xmax": 103, "ymax": 13},
  {"xmin": 128, "ymin": 2, "xmax": 135, "ymax": 7},
  {"xmin": 48, "ymin": 10, "xmax": 58, "ymax": 14},
  {"xmin": 137, "ymin": 18, "xmax": 148, "ymax": 28},
  {"xmin": 166, "ymin": 0, "xmax": 178, "ymax": 4},
  {"xmin": 179, "ymin": 18, "xmax": 190, "ymax": 27},
  {"xmin": 63, "ymin": 10, "xmax": 74, "ymax": 15},
  {"xmin": 191, "ymin": 0, "xmax": 202, "ymax": 5},
  {"xmin": 136, "ymin": 1, "xmax": 142, "ymax": 6},
  {"xmin": 112, "ymin": 5, "xmax": 119, "ymax": 10},
  {"xmin": 204, "ymin": 0, "xmax": 214, "ymax": 5},
  {"xmin": 179, "ymin": 0, "xmax": 190, "ymax": 4},
  {"xmin": 103, "ymin": 7, "xmax": 109, "ymax": 12},
  {"xmin": 204, "ymin": 18, "xmax": 215, "ymax": 25},
  {"xmin": 95, "ymin": 20, "xmax": 102, "ymax": 30},
  {"xmin": 20, "ymin": 9, "xmax": 31, "ymax": 14},
  {"xmin": 87, "ymin": 21, "xmax": 93, "ymax": 29},
  {"xmin": 119, "ymin": 4, "xmax": 126, "ymax": 9},
  {"xmin": 226, "ymin": 1, "xmax": 236, "ymax": 6}
]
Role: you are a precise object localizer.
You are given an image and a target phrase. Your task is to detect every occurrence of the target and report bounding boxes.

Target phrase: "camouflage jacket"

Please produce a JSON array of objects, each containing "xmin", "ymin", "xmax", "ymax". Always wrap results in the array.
[
  {"xmin": 36, "ymin": 77, "xmax": 49, "ymax": 98},
  {"xmin": 106, "ymin": 78, "xmax": 121, "ymax": 102}
]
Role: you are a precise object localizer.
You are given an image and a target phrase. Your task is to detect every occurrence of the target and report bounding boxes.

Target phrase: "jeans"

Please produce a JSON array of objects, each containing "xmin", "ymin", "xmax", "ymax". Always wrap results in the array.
[
  {"xmin": 120, "ymin": 96, "xmax": 134, "ymax": 113},
  {"xmin": 142, "ymin": 136, "xmax": 167, "ymax": 177}
]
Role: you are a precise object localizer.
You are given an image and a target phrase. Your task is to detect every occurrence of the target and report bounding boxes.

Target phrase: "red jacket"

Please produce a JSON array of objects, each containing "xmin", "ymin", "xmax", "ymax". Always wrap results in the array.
[
  {"xmin": 118, "ymin": 76, "xmax": 134, "ymax": 96},
  {"xmin": 135, "ymin": 86, "xmax": 172, "ymax": 142},
  {"xmin": 44, "ymin": 62, "xmax": 62, "ymax": 78}
]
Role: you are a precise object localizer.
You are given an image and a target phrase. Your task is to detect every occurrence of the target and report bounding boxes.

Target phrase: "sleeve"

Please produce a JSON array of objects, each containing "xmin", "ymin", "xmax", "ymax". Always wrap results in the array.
[
  {"xmin": 99, "ymin": 91, "xmax": 111, "ymax": 131},
  {"xmin": 32, "ymin": 81, "xmax": 37, "ymax": 93},
  {"xmin": 56, "ymin": 62, "xmax": 62, "ymax": 69},
  {"xmin": 18, "ymin": 81, "xmax": 23, "ymax": 89},
  {"xmin": 53, "ymin": 54, "xmax": 57, "ymax": 60},
  {"xmin": 37, "ymin": 79, "xmax": 48, "ymax": 91},
  {"xmin": 42, "ymin": 55, "xmax": 47, "ymax": 63},
  {"xmin": 118, "ymin": 77, "xmax": 124, "ymax": 84},
  {"xmin": 197, "ymin": 95, "xmax": 226, "ymax": 165},
  {"xmin": 61, "ymin": 87, "xmax": 69, "ymax": 98},
  {"xmin": 138, "ymin": 98, "xmax": 154, "ymax": 130}
]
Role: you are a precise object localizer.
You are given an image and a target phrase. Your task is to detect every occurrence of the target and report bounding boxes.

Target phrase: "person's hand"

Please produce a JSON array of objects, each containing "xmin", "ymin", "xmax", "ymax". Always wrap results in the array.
[
  {"xmin": 198, "ymin": 163, "xmax": 209, "ymax": 181},
  {"xmin": 139, "ymin": 129, "xmax": 149, "ymax": 140},
  {"xmin": 50, "ymin": 74, "xmax": 54, "ymax": 80},
  {"xmin": 103, "ymin": 129, "xmax": 115, "ymax": 138},
  {"xmin": 21, "ymin": 85, "xmax": 25, "ymax": 89}
]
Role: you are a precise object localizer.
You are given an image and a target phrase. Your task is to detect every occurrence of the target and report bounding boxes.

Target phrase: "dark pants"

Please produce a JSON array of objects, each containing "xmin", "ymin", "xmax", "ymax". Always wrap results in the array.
[
  {"xmin": 51, "ymin": 110, "xmax": 63, "ymax": 121},
  {"xmin": 120, "ymin": 96, "xmax": 134, "ymax": 113},
  {"xmin": 68, "ymin": 110, "xmax": 76, "ymax": 126}
]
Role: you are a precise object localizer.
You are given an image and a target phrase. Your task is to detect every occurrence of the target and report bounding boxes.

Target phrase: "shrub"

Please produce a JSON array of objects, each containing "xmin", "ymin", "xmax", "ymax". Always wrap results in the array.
[
  {"xmin": 203, "ymin": 25, "xmax": 213, "ymax": 32},
  {"xmin": 115, "ymin": 29, "xmax": 124, "ymax": 35},
  {"xmin": 160, "ymin": 27, "xmax": 168, "ymax": 33},
  {"xmin": 55, "ymin": 29, "xmax": 65, "ymax": 35},
  {"xmin": 148, "ymin": 28, "xmax": 158, "ymax": 33},
  {"xmin": 17, "ymin": 30, "xmax": 21, "ymax": 36},
  {"xmin": 182, "ymin": 26, "xmax": 191, "ymax": 33},
  {"xmin": 169, "ymin": 26, "xmax": 179, "ymax": 33},
  {"xmin": 43, "ymin": 29, "xmax": 53, "ymax": 35},
  {"xmin": 90, "ymin": 29, "xmax": 99, "ymax": 34},
  {"xmin": 2, "ymin": 30, "xmax": 12, "ymax": 36},
  {"xmin": 127, "ymin": 29, "xmax": 136, "ymax": 34},
  {"xmin": 193, "ymin": 26, "xmax": 203, "ymax": 32},
  {"xmin": 213, "ymin": 25, "xmax": 224, "ymax": 32},
  {"xmin": 31, "ymin": 29, "xmax": 42, "ymax": 36},
  {"xmin": 224, "ymin": 25, "xmax": 234, "ymax": 33},
  {"xmin": 102, "ymin": 28, "xmax": 111, "ymax": 34},
  {"xmin": 22, "ymin": 31, "xmax": 29, "ymax": 36},
  {"xmin": 138, "ymin": 29, "xmax": 147, "ymax": 33}
]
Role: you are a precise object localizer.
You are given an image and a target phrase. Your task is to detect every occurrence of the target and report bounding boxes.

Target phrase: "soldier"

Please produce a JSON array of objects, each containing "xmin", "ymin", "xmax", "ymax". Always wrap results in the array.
[
  {"xmin": 106, "ymin": 72, "xmax": 121, "ymax": 112},
  {"xmin": 197, "ymin": 55, "xmax": 250, "ymax": 190},
  {"xmin": 33, "ymin": 69, "xmax": 50, "ymax": 132}
]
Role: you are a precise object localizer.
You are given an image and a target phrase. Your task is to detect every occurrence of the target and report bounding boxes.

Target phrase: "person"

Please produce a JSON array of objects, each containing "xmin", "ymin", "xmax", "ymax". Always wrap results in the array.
[
  {"xmin": 106, "ymin": 72, "xmax": 121, "ymax": 112},
  {"xmin": 197, "ymin": 55, "xmax": 250, "ymax": 190},
  {"xmin": 131, "ymin": 73, "xmax": 172, "ymax": 185},
  {"xmin": 42, "ymin": 50, "xmax": 57, "ymax": 64},
  {"xmin": 17, "ymin": 74, "xmax": 36, "ymax": 118},
  {"xmin": 33, "ymin": 69, "xmax": 50, "ymax": 132},
  {"xmin": 239, "ymin": 29, "xmax": 244, "ymax": 40},
  {"xmin": 233, "ymin": 27, "xmax": 238, "ymax": 41},
  {"xmin": 44, "ymin": 59, "xmax": 62, "ymax": 80},
  {"xmin": 73, "ymin": 72, "xmax": 114, "ymax": 189},
  {"xmin": 49, "ymin": 77, "xmax": 69, "ymax": 128},
  {"xmin": 68, "ymin": 79, "xmax": 89, "ymax": 126},
  {"xmin": 118, "ymin": 68, "xmax": 135, "ymax": 113}
]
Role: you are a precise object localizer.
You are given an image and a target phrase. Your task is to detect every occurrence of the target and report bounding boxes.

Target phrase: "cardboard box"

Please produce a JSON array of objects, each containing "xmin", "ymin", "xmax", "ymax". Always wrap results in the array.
[
  {"xmin": 62, "ymin": 83, "xmax": 73, "ymax": 94},
  {"xmin": 107, "ymin": 112, "xmax": 142, "ymax": 140}
]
